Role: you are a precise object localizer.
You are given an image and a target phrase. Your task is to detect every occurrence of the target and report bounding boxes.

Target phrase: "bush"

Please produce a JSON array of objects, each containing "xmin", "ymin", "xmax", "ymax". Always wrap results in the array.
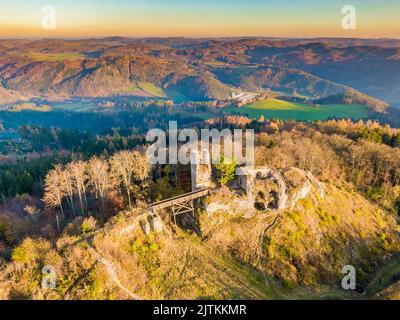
[
  {"xmin": 11, "ymin": 238, "xmax": 51, "ymax": 266},
  {"xmin": 213, "ymin": 156, "xmax": 237, "ymax": 186},
  {"xmin": 81, "ymin": 217, "xmax": 97, "ymax": 235}
]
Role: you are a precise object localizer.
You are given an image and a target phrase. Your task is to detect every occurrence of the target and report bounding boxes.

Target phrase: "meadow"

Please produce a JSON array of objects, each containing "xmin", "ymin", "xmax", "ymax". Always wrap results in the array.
[
  {"xmin": 225, "ymin": 99, "xmax": 370, "ymax": 121},
  {"xmin": 122, "ymin": 82, "xmax": 166, "ymax": 97},
  {"xmin": 28, "ymin": 52, "xmax": 84, "ymax": 61}
]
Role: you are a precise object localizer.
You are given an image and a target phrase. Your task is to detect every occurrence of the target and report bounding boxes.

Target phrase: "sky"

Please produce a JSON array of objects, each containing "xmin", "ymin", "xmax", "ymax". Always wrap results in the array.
[{"xmin": 1, "ymin": 0, "xmax": 400, "ymax": 38}]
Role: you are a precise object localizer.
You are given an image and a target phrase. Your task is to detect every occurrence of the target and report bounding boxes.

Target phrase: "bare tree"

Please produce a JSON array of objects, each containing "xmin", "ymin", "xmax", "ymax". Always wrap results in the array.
[
  {"xmin": 87, "ymin": 157, "xmax": 114, "ymax": 207},
  {"xmin": 61, "ymin": 169, "xmax": 76, "ymax": 217},
  {"xmin": 131, "ymin": 150, "xmax": 151, "ymax": 202},
  {"xmin": 43, "ymin": 165, "xmax": 65, "ymax": 232},
  {"xmin": 132, "ymin": 150, "xmax": 151, "ymax": 185},
  {"xmin": 68, "ymin": 161, "xmax": 88, "ymax": 216},
  {"xmin": 110, "ymin": 151, "xmax": 136, "ymax": 208}
]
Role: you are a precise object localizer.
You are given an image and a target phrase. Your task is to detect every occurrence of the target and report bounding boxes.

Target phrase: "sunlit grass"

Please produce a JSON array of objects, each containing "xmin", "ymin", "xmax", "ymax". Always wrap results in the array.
[
  {"xmin": 225, "ymin": 98, "xmax": 370, "ymax": 121},
  {"xmin": 122, "ymin": 82, "xmax": 166, "ymax": 97},
  {"xmin": 28, "ymin": 52, "xmax": 84, "ymax": 61}
]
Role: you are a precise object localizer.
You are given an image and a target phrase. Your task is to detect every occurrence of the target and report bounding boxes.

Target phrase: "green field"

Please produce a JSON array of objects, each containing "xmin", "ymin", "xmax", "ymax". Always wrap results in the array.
[
  {"xmin": 225, "ymin": 99, "xmax": 370, "ymax": 121},
  {"xmin": 122, "ymin": 82, "xmax": 166, "ymax": 97}
]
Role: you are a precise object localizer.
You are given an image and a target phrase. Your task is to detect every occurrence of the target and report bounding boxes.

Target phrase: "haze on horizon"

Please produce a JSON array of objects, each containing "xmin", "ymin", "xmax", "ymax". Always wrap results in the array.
[{"xmin": 1, "ymin": 0, "xmax": 400, "ymax": 39}]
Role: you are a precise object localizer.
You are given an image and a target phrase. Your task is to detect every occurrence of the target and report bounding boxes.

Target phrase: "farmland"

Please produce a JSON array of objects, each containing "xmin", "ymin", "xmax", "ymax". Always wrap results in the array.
[{"xmin": 225, "ymin": 99, "xmax": 370, "ymax": 121}]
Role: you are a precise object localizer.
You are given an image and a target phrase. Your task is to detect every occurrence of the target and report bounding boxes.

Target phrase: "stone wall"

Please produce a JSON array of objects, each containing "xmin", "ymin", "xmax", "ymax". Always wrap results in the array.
[{"xmin": 233, "ymin": 167, "xmax": 325, "ymax": 213}]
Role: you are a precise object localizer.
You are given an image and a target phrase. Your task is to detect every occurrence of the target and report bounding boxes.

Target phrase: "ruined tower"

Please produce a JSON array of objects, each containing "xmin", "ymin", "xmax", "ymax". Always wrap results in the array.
[{"xmin": 190, "ymin": 145, "xmax": 212, "ymax": 191}]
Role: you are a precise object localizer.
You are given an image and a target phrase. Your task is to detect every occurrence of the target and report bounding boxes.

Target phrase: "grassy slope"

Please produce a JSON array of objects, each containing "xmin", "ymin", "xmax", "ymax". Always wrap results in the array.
[
  {"xmin": 199, "ymin": 183, "xmax": 400, "ymax": 299},
  {"xmin": 367, "ymin": 255, "xmax": 400, "ymax": 297},
  {"xmin": 28, "ymin": 52, "xmax": 84, "ymax": 61},
  {"xmin": 122, "ymin": 82, "xmax": 166, "ymax": 97},
  {"xmin": 225, "ymin": 99, "xmax": 370, "ymax": 121},
  {"xmin": 2, "ymin": 194, "xmax": 396, "ymax": 300},
  {"xmin": 91, "ymin": 223, "xmax": 348, "ymax": 300}
]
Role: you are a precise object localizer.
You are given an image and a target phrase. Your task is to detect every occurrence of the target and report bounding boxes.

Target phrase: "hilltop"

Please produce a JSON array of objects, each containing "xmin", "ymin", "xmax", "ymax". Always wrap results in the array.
[
  {"xmin": 1, "ymin": 120, "xmax": 400, "ymax": 299},
  {"xmin": 0, "ymin": 164, "xmax": 398, "ymax": 300}
]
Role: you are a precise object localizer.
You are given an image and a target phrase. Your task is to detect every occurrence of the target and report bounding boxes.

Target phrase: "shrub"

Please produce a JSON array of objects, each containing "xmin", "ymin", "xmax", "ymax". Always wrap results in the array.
[
  {"xmin": 81, "ymin": 217, "xmax": 97, "ymax": 235},
  {"xmin": 213, "ymin": 156, "xmax": 237, "ymax": 186}
]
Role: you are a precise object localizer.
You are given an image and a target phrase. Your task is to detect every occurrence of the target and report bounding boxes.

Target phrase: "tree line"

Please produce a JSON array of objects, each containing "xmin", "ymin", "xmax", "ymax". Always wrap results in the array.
[
  {"xmin": 0, "ymin": 155, "xmax": 71, "ymax": 202},
  {"xmin": 43, "ymin": 150, "xmax": 150, "ymax": 231},
  {"xmin": 17, "ymin": 126, "xmax": 145, "ymax": 156}
]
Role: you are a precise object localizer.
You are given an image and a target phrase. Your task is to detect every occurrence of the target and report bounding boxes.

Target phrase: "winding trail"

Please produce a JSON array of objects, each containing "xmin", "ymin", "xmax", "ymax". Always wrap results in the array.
[
  {"xmin": 258, "ymin": 209, "xmax": 285, "ymax": 298},
  {"xmin": 85, "ymin": 239, "xmax": 142, "ymax": 300}
]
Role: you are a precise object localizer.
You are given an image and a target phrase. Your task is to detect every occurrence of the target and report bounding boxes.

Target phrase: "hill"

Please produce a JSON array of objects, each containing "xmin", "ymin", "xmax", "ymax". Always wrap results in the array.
[
  {"xmin": 1, "ymin": 166, "xmax": 398, "ymax": 299},
  {"xmin": 1, "ymin": 120, "xmax": 400, "ymax": 299},
  {"xmin": 246, "ymin": 42, "xmax": 400, "ymax": 105},
  {"xmin": 313, "ymin": 91, "xmax": 389, "ymax": 112},
  {"xmin": 0, "ymin": 38, "xmax": 393, "ymax": 110}
]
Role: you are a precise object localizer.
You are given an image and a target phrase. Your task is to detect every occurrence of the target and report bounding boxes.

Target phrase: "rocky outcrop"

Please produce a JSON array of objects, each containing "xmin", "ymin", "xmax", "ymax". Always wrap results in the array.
[
  {"xmin": 140, "ymin": 212, "xmax": 164, "ymax": 236},
  {"xmin": 270, "ymin": 171, "xmax": 288, "ymax": 212},
  {"xmin": 206, "ymin": 198, "xmax": 254, "ymax": 216},
  {"xmin": 282, "ymin": 167, "xmax": 325, "ymax": 211},
  {"xmin": 139, "ymin": 219, "xmax": 151, "ymax": 236},
  {"xmin": 148, "ymin": 213, "xmax": 163, "ymax": 233}
]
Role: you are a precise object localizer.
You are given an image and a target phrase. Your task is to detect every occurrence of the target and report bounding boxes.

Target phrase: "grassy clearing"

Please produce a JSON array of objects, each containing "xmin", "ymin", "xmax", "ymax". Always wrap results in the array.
[
  {"xmin": 9, "ymin": 104, "xmax": 52, "ymax": 112},
  {"xmin": 122, "ymin": 82, "xmax": 166, "ymax": 97},
  {"xmin": 204, "ymin": 60, "xmax": 231, "ymax": 67},
  {"xmin": 225, "ymin": 98, "xmax": 370, "ymax": 121},
  {"xmin": 49, "ymin": 101, "xmax": 97, "ymax": 112},
  {"xmin": 28, "ymin": 52, "xmax": 84, "ymax": 61}
]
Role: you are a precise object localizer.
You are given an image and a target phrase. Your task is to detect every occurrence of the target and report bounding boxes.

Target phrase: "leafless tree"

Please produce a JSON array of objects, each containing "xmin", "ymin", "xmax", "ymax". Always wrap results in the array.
[
  {"xmin": 43, "ymin": 165, "xmax": 65, "ymax": 232},
  {"xmin": 110, "ymin": 151, "xmax": 136, "ymax": 208},
  {"xmin": 87, "ymin": 157, "xmax": 115, "ymax": 207},
  {"xmin": 68, "ymin": 161, "xmax": 88, "ymax": 216},
  {"xmin": 61, "ymin": 169, "xmax": 76, "ymax": 217}
]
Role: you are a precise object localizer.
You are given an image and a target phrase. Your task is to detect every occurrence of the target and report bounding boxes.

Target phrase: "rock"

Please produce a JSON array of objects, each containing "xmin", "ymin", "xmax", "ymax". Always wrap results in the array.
[
  {"xmin": 180, "ymin": 214, "xmax": 201, "ymax": 235},
  {"xmin": 148, "ymin": 214, "xmax": 163, "ymax": 233},
  {"xmin": 206, "ymin": 202, "xmax": 230, "ymax": 214},
  {"xmin": 140, "ymin": 219, "xmax": 151, "ymax": 236},
  {"xmin": 281, "ymin": 168, "xmax": 326, "ymax": 209},
  {"xmin": 307, "ymin": 172, "xmax": 326, "ymax": 198},
  {"xmin": 270, "ymin": 171, "xmax": 288, "ymax": 212},
  {"xmin": 289, "ymin": 179, "xmax": 312, "ymax": 210},
  {"xmin": 206, "ymin": 197, "xmax": 255, "ymax": 217},
  {"xmin": 119, "ymin": 224, "xmax": 135, "ymax": 235}
]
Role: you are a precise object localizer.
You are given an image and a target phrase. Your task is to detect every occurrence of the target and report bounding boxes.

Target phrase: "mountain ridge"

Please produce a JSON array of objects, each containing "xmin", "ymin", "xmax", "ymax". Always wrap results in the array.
[{"xmin": 0, "ymin": 38, "xmax": 396, "ymax": 110}]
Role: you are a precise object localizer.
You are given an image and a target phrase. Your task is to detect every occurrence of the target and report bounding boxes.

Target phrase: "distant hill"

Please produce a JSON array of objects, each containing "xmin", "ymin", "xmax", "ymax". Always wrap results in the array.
[
  {"xmin": 313, "ymin": 91, "xmax": 389, "ymax": 112},
  {"xmin": 0, "ymin": 86, "xmax": 24, "ymax": 104},
  {"xmin": 246, "ymin": 42, "xmax": 400, "ymax": 105},
  {"xmin": 213, "ymin": 65, "xmax": 388, "ymax": 111},
  {"xmin": 0, "ymin": 38, "xmax": 397, "ymax": 109}
]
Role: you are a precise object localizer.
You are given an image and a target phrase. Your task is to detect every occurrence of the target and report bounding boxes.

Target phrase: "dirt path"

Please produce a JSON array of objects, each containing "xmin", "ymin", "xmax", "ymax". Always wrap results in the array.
[
  {"xmin": 85, "ymin": 239, "xmax": 142, "ymax": 300},
  {"xmin": 258, "ymin": 209, "xmax": 285, "ymax": 298}
]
